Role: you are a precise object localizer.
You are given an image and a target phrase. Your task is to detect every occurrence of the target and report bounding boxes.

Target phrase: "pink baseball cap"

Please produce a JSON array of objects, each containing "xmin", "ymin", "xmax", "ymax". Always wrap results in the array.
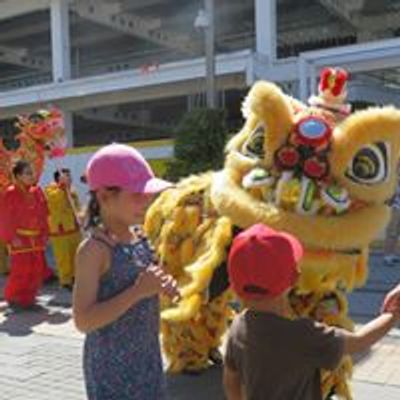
[{"xmin": 86, "ymin": 143, "xmax": 173, "ymax": 194}]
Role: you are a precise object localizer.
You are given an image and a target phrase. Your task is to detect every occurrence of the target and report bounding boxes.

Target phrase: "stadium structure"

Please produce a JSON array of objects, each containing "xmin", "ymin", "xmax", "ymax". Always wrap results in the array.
[{"xmin": 0, "ymin": 0, "xmax": 400, "ymax": 196}]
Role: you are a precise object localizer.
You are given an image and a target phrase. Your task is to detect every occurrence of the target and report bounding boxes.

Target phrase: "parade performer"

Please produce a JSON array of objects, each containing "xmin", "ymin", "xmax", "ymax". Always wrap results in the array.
[
  {"xmin": 0, "ymin": 240, "xmax": 8, "ymax": 275},
  {"xmin": 0, "ymin": 109, "xmax": 65, "ymax": 307},
  {"xmin": 45, "ymin": 168, "xmax": 81, "ymax": 289},
  {"xmin": 0, "ymin": 161, "xmax": 49, "ymax": 307},
  {"xmin": 145, "ymin": 68, "xmax": 400, "ymax": 398}
]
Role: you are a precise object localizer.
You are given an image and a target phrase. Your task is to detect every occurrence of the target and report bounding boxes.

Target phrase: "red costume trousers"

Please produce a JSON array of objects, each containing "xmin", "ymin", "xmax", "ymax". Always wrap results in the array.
[
  {"xmin": 5, "ymin": 252, "xmax": 45, "ymax": 307},
  {"xmin": 4, "ymin": 236, "xmax": 46, "ymax": 307}
]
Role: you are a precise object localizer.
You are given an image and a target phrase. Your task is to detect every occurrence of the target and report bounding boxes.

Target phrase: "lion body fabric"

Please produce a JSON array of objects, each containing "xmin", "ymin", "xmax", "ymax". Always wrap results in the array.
[{"xmin": 145, "ymin": 69, "xmax": 400, "ymax": 399}]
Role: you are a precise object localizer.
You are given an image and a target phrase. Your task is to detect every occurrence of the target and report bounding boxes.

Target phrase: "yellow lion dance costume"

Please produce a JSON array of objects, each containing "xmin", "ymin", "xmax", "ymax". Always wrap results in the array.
[{"xmin": 145, "ymin": 68, "xmax": 400, "ymax": 399}]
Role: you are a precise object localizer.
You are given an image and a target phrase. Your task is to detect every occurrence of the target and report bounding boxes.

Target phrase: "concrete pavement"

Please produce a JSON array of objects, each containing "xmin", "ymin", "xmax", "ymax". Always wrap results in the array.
[{"xmin": 0, "ymin": 252, "xmax": 399, "ymax": 399}]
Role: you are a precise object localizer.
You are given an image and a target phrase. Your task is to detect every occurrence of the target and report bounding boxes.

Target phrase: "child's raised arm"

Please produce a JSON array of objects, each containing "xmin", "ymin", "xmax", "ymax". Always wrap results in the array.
[
  {"xmin": 340, "ymin": 311, "xmax": 399, "ymax": 355},
  {"xmin": 73, "ymin": 238, "xmax": 166, "ymax": 333}
]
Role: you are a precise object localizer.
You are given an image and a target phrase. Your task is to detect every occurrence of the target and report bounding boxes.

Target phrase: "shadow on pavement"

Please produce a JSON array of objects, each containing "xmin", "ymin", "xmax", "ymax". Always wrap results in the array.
[
  {"xmin": 0, "ymin": 303, "xmax": 70, "ymax": 337},
  {"xmin": 39, "ymin": 280, "xmax": 73, "ymax": 308},
  {"xmin": 167, "ymin": 366, "xmax": 225, "ymax": 400}
]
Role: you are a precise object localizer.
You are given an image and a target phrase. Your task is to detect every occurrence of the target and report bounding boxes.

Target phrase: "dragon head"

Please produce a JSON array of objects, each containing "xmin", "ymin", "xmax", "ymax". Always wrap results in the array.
[
  {"xmin": 16, "ymin": 108, "xmax": 65, "ymax": 154},
  {"xmin": 0, "ymin": 108, "xmax": 65, "ymax": 190}
]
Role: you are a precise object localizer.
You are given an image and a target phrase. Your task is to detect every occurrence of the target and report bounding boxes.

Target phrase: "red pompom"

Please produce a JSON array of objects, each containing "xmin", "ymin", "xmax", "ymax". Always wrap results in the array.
[
  {"xmin": 320, "ymin": 68, "xmax": 333, "ymax": 92},
  {"xmin": 319, "ymin": 67, "xmax": 348, "ymax": 97},
  {"xmin": 304, "ymin": 157, "xmax": 328, "ymax": 179},
  {"xmin": 331, "ymin": 68, "xmax": 348, "ymax": 96},
  {"xmin": 277, "ymin": 146, "xmax": 300, "ymax": 168}
]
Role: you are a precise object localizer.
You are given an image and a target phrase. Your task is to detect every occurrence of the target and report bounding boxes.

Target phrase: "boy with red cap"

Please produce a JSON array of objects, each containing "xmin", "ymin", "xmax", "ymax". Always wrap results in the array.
[{"xmin": 224, "ymin": 224, "xmax": 400, "ymax": 400}]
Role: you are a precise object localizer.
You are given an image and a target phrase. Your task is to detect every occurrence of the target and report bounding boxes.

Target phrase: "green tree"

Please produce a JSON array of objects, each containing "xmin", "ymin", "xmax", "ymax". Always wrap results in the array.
[{"xmin": 165, "ymin": 108, "xmax": 228, "ymax": 181}]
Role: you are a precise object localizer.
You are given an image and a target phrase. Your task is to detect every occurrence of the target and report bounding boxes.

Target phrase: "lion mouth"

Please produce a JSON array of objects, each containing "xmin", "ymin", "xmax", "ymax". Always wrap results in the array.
[
  {"xmin": 334, "ymin": 248, "xmax": 362, "ymax": 255},
  {"xmin": 241, "ymin": 167, "xmax": 363, "ymax": 217},
  {"xmin": 306, "ymin": 246, "xmax": 362, "ymax": 256}
]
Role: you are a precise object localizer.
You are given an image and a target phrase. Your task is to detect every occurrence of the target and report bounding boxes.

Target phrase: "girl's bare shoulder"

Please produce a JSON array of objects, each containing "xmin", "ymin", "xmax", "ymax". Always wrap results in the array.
[{"xmin": 76, "ymin": 236, "xmax": 112, "ymax": 266}]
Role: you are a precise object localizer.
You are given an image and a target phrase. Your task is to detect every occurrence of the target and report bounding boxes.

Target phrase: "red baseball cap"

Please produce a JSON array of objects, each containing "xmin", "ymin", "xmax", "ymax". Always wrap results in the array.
[{"xmin": 228, "ymin": 224, "xmax": 303, "ymax": 300}]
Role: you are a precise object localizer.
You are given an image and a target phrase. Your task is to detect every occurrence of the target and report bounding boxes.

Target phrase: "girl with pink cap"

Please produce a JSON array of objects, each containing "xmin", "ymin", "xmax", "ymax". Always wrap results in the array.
[{"xmin": 73, "ymin": 143, "xmax": 178, "ymax": 400}]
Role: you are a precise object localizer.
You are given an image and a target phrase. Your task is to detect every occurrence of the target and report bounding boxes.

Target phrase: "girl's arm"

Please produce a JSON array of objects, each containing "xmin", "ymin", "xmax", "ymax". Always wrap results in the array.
[{"xmin": 72, "ymin": 238, "xmax": 164, "ymax": 333}]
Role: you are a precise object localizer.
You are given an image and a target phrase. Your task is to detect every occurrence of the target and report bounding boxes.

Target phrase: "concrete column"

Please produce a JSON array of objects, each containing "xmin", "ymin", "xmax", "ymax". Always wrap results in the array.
[
  {"xmin": 50, "ymin": 0, "xmax": 71, "ymax": 82},
  {"xmin": 63, "ymin": 110, "xmax": 74, "ymax": 148},
  {"xmin": 205, "ymin": 0, "xmax": 216, "ymax": 109},
  {"xmin": 298, "ymin": 57, "xmax": 309, "ymax": 102},
  {"xmin": 255, "ymin": 0, "xmax": 277, "ymax": 62},
  {"xmin": 310, "ymin": 63, "xmax": 318, "ymax": 97},
  {"xmin": 50, "ymin": 0, "xmax": 73, "ymax": 146}
]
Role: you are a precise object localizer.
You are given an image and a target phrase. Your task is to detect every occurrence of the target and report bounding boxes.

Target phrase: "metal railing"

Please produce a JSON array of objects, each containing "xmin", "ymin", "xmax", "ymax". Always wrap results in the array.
[
  {"xmin": 0, "ymin": 71, "xmax": 52, "ymax": 92},
  {"xmin": 0, "ymin": 30, "xmax": 256, "ymax": 93}
]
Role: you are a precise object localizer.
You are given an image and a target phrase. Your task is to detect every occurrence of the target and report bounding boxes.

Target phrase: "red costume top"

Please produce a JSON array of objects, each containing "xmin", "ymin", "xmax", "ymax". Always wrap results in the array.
[{"xmin": 0, "ymin": 183, "xmax": 48, "ymax": 254}]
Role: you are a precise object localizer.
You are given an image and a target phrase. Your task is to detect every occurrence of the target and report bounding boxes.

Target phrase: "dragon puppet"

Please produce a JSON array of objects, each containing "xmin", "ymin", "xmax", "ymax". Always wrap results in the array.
[
  {"xmin": 0, "ymin": 108, "xmax": 65, "ymax": 191},
  {"xmin": 145, "ymin": 68, "xmax": 400, "ymax": 399},
  {"xmin": 0, "ymin": 108, "xmax": 65, "ymax": 274}
]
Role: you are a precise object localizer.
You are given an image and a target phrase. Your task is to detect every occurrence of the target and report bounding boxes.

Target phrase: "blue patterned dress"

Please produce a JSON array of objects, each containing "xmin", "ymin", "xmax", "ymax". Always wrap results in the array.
[{"xmin": 83, "ymin": 235, "xmax": 166, "ymax": 400}]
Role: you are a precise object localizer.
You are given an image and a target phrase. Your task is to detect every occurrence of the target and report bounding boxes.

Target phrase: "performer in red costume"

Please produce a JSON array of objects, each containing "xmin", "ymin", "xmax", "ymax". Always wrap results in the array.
[{"xmin": 0, "ymin": 160, "xmax": 49, "ymax": 308}]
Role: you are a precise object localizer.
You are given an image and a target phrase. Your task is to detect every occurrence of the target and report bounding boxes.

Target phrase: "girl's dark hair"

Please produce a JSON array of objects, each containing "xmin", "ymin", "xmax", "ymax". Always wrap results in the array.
[
  {"xmin": 85, "ymin": 187, "xmax": 121, "ymax": 229},
  {"xmin": 85, "ymin": 191, "xmax": 101, "ymax": 229},
  {"xmin": 12, "ymin": 160, "xmax": 31, "ymax": 178}
]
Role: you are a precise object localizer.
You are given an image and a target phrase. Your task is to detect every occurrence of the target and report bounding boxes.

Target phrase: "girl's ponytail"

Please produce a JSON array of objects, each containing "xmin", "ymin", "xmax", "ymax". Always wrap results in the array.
[
  {"xmin": 85, "ymin": 191, "xmax": 101, "ymax": 229},
  {"xmin": 84, "ymin": 187, "xmax": 121, "ymax": 230}
]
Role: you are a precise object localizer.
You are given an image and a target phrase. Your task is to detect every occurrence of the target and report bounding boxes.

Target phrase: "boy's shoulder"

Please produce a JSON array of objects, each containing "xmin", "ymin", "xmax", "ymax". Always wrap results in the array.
[
  {"xmin": 231, "ymin": 310, "xmax": 337, "ymax": 340},
  {"xmin": 230, "ymin": 309, "xmax": 298, "ymax": 335},
  {"xmin": 276, "ymin": 315, "xmax": 340, "ymax": 339}
]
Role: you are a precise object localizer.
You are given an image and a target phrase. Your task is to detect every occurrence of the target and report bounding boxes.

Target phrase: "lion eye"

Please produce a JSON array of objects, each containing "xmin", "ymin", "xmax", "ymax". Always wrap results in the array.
[
  {"xmin": 242, "ymin": 124, "xmax": 265, "ymax": 159},
  {"xmin": 346, "ymin": 142, "xmax": 388, "ymax": 185}
]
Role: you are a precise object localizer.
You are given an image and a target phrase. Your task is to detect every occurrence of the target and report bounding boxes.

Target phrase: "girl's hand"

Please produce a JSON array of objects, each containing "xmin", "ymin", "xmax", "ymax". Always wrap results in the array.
[
  {"xmin": 147, "ymin": 264, "xmax": 180, "ymax": 302},
  {"xmin": 159, "ymin": 272, "xmax": 181, "ymax": 303},
  {"xmin": 134, "ymin": 265, "xmax": 180, "ymax": 302},
  {"xmin": 133, "ymin": 265, "xmax": 164, "ymax": 300}
]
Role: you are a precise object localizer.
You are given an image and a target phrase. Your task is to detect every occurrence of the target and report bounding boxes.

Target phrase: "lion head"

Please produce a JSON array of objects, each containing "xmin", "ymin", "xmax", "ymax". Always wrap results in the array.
[{"xmin": 211, "ymin": 69, "xmax": 400, "ymax": 292}]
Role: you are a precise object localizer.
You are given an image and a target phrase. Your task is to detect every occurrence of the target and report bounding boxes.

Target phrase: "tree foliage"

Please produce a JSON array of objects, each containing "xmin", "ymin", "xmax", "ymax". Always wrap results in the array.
[{"xmin": 165, "ymin": 108, "xmax": 228, "ymax": 181}]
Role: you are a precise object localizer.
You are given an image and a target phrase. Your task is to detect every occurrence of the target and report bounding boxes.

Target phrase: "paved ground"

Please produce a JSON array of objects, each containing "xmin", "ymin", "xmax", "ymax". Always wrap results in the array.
[{"xmin": 0, "ymin": 252, "xmax": 399, "ymax": 399}]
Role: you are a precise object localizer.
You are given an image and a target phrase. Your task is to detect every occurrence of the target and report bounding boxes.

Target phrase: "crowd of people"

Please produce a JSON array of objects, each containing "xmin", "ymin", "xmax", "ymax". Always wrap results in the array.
[{"xmin": 0, "ymin": 143, "xmax": 399, "ymax": 400}]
